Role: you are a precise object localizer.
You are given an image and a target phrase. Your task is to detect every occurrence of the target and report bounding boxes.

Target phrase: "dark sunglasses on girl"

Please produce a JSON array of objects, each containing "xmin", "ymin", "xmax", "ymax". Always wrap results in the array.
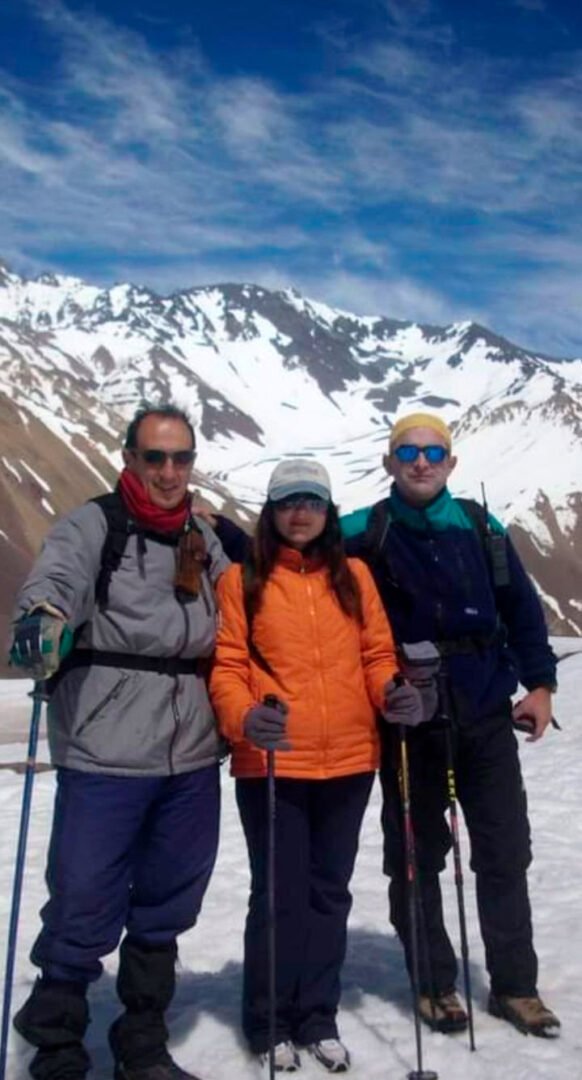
[
  {"xmin": 393, "ymin": 444, "xmax": 449, "ymax": 464},
  {"xmin": 272, "ymin": 494, "xmax": 329, "ymax": 512},
  {"xmin": 134, "ymin": 449, "xmax": 196, "ymax": 467}
]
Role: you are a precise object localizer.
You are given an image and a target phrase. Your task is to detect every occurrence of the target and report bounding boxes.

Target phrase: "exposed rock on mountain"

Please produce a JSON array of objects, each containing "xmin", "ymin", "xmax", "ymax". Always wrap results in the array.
[{"xmin": 0, "ymin": 259, "xmax": 580, "ymax": 659}]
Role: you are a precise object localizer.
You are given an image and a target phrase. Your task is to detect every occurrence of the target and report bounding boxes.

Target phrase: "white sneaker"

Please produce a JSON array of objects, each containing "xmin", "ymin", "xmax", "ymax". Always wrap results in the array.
[
  {"xmin": 259, "ymin": 1041, "xmax": 301, "ymax": 1072},
  {"xmin": 307, "ymin": 1039, "xmax": 350, "ymax": 1073}
]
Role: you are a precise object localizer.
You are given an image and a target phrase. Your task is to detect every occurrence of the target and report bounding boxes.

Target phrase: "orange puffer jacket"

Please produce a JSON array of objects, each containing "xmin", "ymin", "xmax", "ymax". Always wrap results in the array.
[{"xmin": 210, "ymin": 547, "xmax": 398, "ymax": 779}]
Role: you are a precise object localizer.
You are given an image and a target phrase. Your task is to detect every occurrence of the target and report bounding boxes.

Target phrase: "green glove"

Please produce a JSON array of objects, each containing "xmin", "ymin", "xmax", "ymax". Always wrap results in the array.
[{"xmin": 10, "ymin": 610, "xmax": 74, "ymax": 680}]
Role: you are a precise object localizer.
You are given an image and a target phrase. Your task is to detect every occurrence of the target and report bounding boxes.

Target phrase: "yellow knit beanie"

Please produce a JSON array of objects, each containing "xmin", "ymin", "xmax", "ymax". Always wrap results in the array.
[{"xmin": 389, "ymin": 412, "xmax": 452, "ymax": 451}]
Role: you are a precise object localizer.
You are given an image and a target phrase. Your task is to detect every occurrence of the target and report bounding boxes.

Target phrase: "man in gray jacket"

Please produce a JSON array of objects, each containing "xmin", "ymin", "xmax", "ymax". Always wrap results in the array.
[{"xmin": 9, "ymin": 404, "xmax": 229, "ymax": 1080}]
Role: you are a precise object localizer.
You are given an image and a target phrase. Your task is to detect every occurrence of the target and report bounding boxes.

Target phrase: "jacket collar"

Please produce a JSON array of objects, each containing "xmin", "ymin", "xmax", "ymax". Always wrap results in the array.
[
  {"xmin": 277, "ymin": 545, "xmax": 325, "ymax": 573},
  {"xmin": 389, "ymin": 483, "xmax": 453, "ymax": 531}
]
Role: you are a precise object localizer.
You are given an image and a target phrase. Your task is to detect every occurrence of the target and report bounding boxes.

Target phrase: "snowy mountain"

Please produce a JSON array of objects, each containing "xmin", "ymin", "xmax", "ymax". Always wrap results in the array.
[{"xmin": 0, "ymin": 258, "xmax": 581, "ymax": 651}]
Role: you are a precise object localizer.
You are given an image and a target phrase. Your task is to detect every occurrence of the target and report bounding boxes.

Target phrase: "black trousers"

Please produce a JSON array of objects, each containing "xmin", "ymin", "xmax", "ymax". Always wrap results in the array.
[
  {"xmin": 236, "ymin": 772, "xmax": 374, "ymax": 1053},
  {"xmin": 379, "ymin": 704, "xmax": 537, "ymax": 997}
]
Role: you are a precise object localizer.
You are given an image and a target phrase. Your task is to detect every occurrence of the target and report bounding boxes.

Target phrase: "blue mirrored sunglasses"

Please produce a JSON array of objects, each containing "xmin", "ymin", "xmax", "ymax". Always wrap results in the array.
[
  {"xmin": 393, "ymin": 444, "xmax": 449, "ymax": 464},
  {"xmin": 272, "ymin": 494, "xmax": 329, "ymax": 512}
]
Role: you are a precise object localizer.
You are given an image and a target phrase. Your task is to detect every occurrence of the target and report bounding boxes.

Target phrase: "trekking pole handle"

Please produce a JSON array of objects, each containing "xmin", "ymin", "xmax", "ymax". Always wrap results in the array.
[{"xmin": 263, "ymin": 693, "xmax": 286, "ymax": 712}]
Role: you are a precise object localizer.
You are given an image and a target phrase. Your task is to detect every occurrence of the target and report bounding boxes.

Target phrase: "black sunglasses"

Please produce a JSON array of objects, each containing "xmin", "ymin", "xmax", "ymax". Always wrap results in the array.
[
  {"xmin": 133, "ymin": 448, "xmax": 196, "ymax": 467},
  {"xmin": 272, "ymin": 494, "xmax": 329, "ymax": 512},
  {"xmin": 393, "ymin": 444, "xmax": 449, "ymax": 464}
]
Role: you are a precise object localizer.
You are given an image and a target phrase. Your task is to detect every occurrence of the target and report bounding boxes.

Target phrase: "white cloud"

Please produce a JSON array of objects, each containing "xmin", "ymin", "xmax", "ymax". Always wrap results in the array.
[
  {"xmin": 295, "ymin": 268, "xmax": 456, "ymax": 326},
  {"xmin": 512, "ymin": 0, "xmax": 547, "ymax": 10},
  {"xmin": 382, "ymin": 0, "xmax": 435, "ymax": 29},
  {"xmin": 0, "ymin": 0, "xmax": 582, "ymax": 356}
]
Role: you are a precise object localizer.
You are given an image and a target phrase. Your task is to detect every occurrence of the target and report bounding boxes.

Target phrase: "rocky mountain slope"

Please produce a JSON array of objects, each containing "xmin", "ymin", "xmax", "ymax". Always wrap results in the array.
[{"xmin": 0, "ymin": 260, "xmax": 580, "ymax": 658}]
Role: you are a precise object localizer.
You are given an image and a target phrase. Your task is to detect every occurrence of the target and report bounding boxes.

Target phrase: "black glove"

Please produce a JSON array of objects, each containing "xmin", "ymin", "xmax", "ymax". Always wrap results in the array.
[
  {"xmin": 244, "ymin": 701, "xmax": 291, "ymax": 751},
  {"xmin": 383, "ymin": 679, "xmax": 426, "ymax": 727}
]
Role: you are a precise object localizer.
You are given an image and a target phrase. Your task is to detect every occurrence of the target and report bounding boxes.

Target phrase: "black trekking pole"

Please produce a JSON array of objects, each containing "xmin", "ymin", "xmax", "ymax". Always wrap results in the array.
[
  {"xmin": 0, "ymin": 681, "xmax": 49, "ymax": 1080},
  {"xmin": 266, "ymin": 747, "xmax": 276, "ymax": 1080},
  {"xmin": 437, "ymin": 669, "xmax": 476, "ymax": 1052},
  {"xmin": 398, "ymin": 722, "xmax": 438, "ymax": 1080},
  {"xmin": 263, "ymin": 696, "xmax": 280, "ymax": 1080}
]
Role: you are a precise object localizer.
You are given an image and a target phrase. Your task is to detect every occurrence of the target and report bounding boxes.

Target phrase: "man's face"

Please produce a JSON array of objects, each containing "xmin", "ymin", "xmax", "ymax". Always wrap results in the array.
[
  {"xmin": 123, "ymin": 415, "xmax": 195, "ymax": 510},
  {"xmin": 385, "ymin": 425, "xmax": 456, "ymax": 506}
]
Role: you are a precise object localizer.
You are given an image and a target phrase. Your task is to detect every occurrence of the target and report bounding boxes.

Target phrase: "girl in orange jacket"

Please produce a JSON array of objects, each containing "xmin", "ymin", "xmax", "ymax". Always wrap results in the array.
[{"xmin": 210, "ymin": 458, "xmax": 398, "ymax": 1073}]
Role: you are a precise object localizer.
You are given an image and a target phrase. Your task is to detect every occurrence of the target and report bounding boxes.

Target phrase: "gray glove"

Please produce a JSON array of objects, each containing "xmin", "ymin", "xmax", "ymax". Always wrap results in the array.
[
  {"xmin": 383, "ymin": 679, "xmax": 426, "ymax": 727},
  {"xmin": 398, "ymin": 641, "xmax": 441, "ymax": 723},
  {"xmin": 244, "ymin": 700, "xmax": 291, "ymax": 751}
]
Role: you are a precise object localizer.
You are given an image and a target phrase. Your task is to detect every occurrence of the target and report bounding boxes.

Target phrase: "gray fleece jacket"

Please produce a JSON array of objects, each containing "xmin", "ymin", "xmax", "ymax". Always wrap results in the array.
[{"xmin": 14, "ymin": 500, "xmax": 230, "ymax": 776}]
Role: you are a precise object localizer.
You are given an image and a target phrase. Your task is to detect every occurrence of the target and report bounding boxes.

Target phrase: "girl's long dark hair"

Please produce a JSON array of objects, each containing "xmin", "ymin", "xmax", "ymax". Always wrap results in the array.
[{"xmin": 244, "ymin": 500, "xmax": 363, "ymax": 626}]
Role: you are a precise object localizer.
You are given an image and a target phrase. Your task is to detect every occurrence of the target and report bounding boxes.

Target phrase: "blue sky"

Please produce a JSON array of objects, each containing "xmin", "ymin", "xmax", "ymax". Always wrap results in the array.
[{"xmin": 1, "ymin": 0, "xmax": 581, "ymax": 356}]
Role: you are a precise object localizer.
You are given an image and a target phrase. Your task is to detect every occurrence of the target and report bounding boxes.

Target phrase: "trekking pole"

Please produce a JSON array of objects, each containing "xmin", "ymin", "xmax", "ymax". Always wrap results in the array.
[
  {"xmin": 266, "ymin": 747, "xmax": 276, "ymax": 1080},
  {"xmin": 0, "ymin": 681, "xmax": 49, "ymax": 1080},
  {"xmin": 398, "ymin": 722, "xmax": 438, "ymax": 1080},
  {"xmin": 263, "ymin": 696, "xmax": 280, "ymax": 1080},
  {"xmin": 437, "ymin": 669, "xmax": 476, "ymax": 1052}
]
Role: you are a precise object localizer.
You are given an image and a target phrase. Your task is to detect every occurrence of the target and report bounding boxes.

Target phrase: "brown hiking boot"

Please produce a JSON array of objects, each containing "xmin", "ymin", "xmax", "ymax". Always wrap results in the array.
[
  {"xmin": 488, "ymin": 993, "xmax": 561, "ymax": 1037},
  {"xmin": 418, "ymin": 991, "xmax": 468, "ymax": 1033}
]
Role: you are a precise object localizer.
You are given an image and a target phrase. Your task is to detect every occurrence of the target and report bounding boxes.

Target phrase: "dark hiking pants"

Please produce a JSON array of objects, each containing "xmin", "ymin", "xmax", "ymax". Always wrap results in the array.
[
  {"xmin": 380, "ymin": 705, "xmax": 537, "ymax": 998},
  {"xmin": 30, "ymin": 764, "xmax": 220, "ymax": 982},
  {"xmin": 236, "ymin": 771, "xmax": 374, "ymax": 1054},
  {"xmin": 15, "ymin": 765, "xmax": 220, "ymax": 1078}
]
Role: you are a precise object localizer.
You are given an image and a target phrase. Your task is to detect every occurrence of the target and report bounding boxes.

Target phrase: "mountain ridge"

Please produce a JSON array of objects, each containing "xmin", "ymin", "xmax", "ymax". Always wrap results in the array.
[{"xmin": 0, "ymin": 259, "xmax": 580, "ymax": 655}]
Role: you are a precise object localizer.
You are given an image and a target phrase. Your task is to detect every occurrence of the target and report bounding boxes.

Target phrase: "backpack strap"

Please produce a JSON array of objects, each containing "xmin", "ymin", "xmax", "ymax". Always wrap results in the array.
[
  {"xmin": 90, "ymin": 492, "xmax": 136, "ymax": 611},
  {"xmin": 363, "ymin": 498, "xmax": 403, "ymax": 593},
  {"xmin": 365, "ymin": 498, "xmax": 393, "ymax": 564},
  {"xmin": 456, "ymin": 498, "xmax": 511, "ymax": 590}
]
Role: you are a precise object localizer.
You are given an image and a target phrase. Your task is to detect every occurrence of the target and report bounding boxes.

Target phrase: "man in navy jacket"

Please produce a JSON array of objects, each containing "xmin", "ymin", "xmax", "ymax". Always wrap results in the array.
[{"xmin": 342, "ymin": 412, "xmax": 560, "ymax": 1038}]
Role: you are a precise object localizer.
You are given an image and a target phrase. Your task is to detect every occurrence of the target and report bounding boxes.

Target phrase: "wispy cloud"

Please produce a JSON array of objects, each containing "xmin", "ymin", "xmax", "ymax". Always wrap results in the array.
[
  {"xmin": 1, "ymin": 0, "xmax": 581, "ymax": 355},
  {"xmin": 512, "ymin": 0, "xmax": 547, "ymax": 11}
]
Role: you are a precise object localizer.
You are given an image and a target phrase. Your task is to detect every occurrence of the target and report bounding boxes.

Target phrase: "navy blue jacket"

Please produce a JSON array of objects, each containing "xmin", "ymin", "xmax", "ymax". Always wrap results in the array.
[{"xmin": 342, "ymin": 485, "xmax": 557, "ymax": 721}]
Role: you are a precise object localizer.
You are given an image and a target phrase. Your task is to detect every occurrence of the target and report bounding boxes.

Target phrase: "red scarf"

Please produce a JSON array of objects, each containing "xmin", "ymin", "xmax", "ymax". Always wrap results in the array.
[{"xmin": 118, "ymin": 468, "xmax": 190, "ymax": 534}]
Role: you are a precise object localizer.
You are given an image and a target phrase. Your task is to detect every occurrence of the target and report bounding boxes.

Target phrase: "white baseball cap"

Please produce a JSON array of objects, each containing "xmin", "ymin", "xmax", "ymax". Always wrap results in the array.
[{"xmin": 267, "ymin": 459, "xmax": 332, "ymax": 502}]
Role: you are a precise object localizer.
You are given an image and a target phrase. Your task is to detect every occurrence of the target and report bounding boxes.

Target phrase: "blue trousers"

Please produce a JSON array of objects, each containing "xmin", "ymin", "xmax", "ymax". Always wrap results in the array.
[
  {"xmin": 236, "ymin": 772, "xmax": 374, "ymax": 1053},
  {"xmin": 31, "ymin": 765, "xmax": 220, "ymax": 983}
]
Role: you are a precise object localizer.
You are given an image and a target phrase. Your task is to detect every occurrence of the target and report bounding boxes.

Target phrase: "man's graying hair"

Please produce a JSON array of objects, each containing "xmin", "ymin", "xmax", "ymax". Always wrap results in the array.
[{"xmin": 123, "ymin": 403, "xmax": 196, "ymax": 450}]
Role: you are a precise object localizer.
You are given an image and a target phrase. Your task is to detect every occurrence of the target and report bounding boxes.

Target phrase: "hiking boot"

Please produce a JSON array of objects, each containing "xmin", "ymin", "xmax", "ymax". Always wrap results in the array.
[
  {"xmin": 114, "ymin": 1061, "xmax": 202, "ymax": 1080},
  {"xmin": 307, "ymin": 1038, "xmax": 351, "ymax": 1072},
  {"xmin": 259, "ymin": 1042, "xmax": 301, "ymax": 1072},
  {"xmin": 418, "ymin": 991, "xmax": 468, "ymax": 1033},
  {"xmin": 488, "ymin": 993, "xmax": 560, "ymax": 1037},
  {"xmin": 13, "ymin": 977, "xmax": 90, "ymax": 1080}
]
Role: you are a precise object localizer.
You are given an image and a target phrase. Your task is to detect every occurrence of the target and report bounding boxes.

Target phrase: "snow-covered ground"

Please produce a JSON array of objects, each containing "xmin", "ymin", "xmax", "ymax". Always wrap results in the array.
[{"xmin": 1, "ymin": 642, "xmax": 581, "ymax": 1080}]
